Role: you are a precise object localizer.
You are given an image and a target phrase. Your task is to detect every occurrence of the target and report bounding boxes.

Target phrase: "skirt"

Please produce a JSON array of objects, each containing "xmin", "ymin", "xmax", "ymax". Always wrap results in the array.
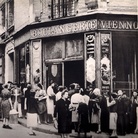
[
  {"xmin": 1, "ymin": 100, "xmax": 11, "ymax": 119},
  {"xmin": 27, "ymin": 113, "xmax": 37, "ymax": 127},
  {"xmin": 91, "ymin": 113, "xmax": 99, "ymax": 124},
  {"xmin": 109, "ymin": 112, "xmax": 117, "ymax": 130},
  {"xmin": 72, "ymin": 103, "xmax": 79, "ymax": 122}
]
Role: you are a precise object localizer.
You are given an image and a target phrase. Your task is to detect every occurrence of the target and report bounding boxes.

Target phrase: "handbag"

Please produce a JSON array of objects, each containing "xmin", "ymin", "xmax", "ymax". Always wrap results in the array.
[{"xmin": 37, "ymin": 100, "xmax": 47, "ymax": 115}]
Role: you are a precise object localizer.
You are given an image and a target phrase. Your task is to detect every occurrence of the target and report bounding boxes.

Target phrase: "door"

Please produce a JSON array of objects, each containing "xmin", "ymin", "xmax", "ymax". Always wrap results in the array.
[{"xmin": 46, "ymin": 63, "xmax": 62, "ymax": 93}]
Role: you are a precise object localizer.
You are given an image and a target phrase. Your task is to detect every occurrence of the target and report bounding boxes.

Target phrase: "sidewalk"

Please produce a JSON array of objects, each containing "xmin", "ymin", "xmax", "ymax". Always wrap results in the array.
[
  {"xmin": 18, "ymin": 118, "xmax": 109, "ymax": 138},
  {"xmin": 18, "ymin": 118, "xmax": 138, "ymax": 138}
]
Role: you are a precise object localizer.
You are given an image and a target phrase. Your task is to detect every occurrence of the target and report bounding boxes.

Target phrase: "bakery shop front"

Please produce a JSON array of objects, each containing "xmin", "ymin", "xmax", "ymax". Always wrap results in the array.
[{"xmin": 29, "ymin": 14, "xmax": 138, "ymax": 95}]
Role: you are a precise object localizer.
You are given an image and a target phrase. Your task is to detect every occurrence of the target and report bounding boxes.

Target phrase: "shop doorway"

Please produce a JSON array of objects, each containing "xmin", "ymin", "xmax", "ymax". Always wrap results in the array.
[
  {"xmin": 112, "ymin": 33, "xmax": 138, "ymax": 97},
  {"xmin": 46, "ymin": 63, "xmax": 62, "ymax": 93},
  {"xmin": 64, "ymin": 60, "xmax": 84, "ymax": 89}
]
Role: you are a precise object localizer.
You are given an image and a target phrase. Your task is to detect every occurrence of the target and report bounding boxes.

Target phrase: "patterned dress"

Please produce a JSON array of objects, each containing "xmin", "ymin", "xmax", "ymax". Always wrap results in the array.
[{"xmin": 1, "ymin": 88, "xmax": 12, "ymax": 119}]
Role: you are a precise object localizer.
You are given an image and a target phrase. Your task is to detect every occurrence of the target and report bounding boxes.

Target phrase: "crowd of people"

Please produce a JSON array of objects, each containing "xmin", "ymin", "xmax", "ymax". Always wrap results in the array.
[{"xmin": 0, "ymin": 80, "xmax": 138, "ymax": 138}]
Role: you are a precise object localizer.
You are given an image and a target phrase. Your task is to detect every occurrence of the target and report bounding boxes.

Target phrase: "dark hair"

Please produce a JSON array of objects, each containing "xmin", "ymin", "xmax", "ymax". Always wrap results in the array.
[
  {"xmin": 37, "ymin": 83, "xmax": 43, "ymax": 89},
  {"xmin": 58, "ymin": 86, "xmax": 64, "ymax": 91},
  {"xmin": 61, "ymin": 89, "xmax": 68, "ymax": 97},
  {"xmin": 69, "ymin": 84, "xmax": 75, "ymax": 89}
]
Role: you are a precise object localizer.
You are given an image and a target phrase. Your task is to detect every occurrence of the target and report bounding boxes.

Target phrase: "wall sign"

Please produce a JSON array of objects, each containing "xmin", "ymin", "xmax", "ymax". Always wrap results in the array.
[
  {"xmin": 84, "ymin": 32, "xmax": 96, "ymax": 86},
  {"xmin": 31, "ymin": 20, "xmax": 97, "ymax": 38},
  {"xmin": 100, "ymin": 33, "xmax": 111, "ymax": 92},
  {"xmin": 30, "ymin": 19, "xmax": 138, "ymax": 39},
  {"xmin": 32, "ymin": 40, "xmax": 42, "ymax": 83}
]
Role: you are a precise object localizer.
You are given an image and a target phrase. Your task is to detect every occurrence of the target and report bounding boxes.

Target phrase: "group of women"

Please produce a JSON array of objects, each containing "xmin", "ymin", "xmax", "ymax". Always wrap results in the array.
[
  {"xmin": 52, "ymin": 83, "xmax": 138, "ymax": 138},
  {"xmin": 0, "ymin": 81, "xmax": 138, "ymax": 138}
]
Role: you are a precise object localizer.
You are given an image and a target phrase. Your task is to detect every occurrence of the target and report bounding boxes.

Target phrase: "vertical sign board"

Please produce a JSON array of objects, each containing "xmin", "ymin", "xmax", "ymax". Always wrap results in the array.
[
  {"xmin": 100, "ymin": 33, "xmax": 112, "ymax": 93},
  {"xmin": 32, "ymin": 40, "xmax": 42, "ymax": 83},
  {"xmin": 84, "ymin": 32, "xmax": 96, "ymax": 88}
]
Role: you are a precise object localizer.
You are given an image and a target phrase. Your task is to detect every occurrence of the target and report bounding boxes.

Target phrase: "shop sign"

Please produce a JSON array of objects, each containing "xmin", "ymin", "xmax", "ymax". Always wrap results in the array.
[
  {"xmin": 84, "ymin": 32, "xmax": 96, "ymax": 86},
  {"xmin": 100, "ymin": 33, "xmax": 111, "ymax": 92},
  {"xmin": 32, "ymin": 40, "xmax": 42, "ymax": 83},
  {"xmin": 30, "ymin": 19, "xmax": 97, "ymax": 38},
  {"xmin": 30, "ymin": 19, "xmax": 138, "ymax": 39},
  {"xmin": 98, "ymin": 20, "xmax": 138, "ymax": 30}
]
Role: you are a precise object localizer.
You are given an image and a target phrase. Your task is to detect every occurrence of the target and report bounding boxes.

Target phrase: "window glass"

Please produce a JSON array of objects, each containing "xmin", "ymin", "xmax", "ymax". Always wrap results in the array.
[{"xmin": 52, "ymin": 0, "xmax": 76, "ymax": 19}]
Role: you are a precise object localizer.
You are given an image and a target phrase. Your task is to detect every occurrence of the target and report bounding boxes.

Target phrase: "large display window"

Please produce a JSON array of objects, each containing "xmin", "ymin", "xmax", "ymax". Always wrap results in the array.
[{"xmin": 19, "ymin": 43, "xmax": 30, "ymax": 84}]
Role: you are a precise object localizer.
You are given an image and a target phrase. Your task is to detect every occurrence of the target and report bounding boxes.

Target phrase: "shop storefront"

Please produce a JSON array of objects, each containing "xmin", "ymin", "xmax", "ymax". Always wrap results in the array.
[{"xmin": 13, "ymin": 13, "xmax": 138, "ymax": 96}]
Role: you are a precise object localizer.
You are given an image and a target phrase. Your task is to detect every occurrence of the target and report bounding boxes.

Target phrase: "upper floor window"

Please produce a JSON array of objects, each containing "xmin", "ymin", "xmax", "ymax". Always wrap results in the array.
[
  {"xmin": 0, "ymin": 4, "xmax": 5, "ymax": 29},
  {"xmin": 8, "ymin": 0, "xmax": 14, "ymax": 28},
  {"xmin": 0, "ymin": 0, "xmax": 14, "ymax": 31},
  {"xmin": 51, "ymin": 0, "xmax": 76, "ymax": 19}
]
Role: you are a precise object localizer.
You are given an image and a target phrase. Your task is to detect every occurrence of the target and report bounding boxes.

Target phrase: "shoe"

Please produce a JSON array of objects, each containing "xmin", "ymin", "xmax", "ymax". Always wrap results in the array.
[
  {"xmin": 97, "ymin": 130, "xmax": 101, "ymax": 134},
  {"xmin": 6, "ymin": 125, "xmax": 12, "ymax": 129},
  {"xmin": 3, "ymin": 125, "xmax": 6, "ymax": 128},
  {"xmin": 29, "ymin": 132, "xmax": 36, "ymax": 136}
]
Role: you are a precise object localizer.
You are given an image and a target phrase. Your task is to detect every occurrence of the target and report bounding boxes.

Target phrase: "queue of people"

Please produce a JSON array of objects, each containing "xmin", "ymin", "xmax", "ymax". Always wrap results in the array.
[{"xmin": 0, "ymin": 80, "xmax": 138, "ymax": 138}]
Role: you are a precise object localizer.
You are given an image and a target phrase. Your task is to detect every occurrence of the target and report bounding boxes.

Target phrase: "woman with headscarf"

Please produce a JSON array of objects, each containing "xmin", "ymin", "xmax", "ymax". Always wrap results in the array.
[
  {"xmin": 53, "ymin": 89, "xmax": 72, "ymax": 138},
  {"xmin": 1, "ymin": 84, "xmax": 13, "ymax": 129},
  {"xmin": 89, "ymin": 88, "xmax": 101, "ymax": 133}
]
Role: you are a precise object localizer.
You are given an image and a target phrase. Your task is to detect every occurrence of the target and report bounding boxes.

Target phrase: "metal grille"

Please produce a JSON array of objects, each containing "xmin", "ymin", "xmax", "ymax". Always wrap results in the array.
[{"xmin": 52, "ymin": 0, "xmax": 76, "ymax": 19}]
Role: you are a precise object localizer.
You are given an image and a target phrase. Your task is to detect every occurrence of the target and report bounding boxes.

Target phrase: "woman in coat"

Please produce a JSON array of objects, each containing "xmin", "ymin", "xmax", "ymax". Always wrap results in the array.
[
  {"xmin": 25, "ymin": 84, "xmax": 38, "ymax": 135},
  {"xmin": 130, "ymin": 90, "xmax": 138, "ymax": 134},
  {"xmin": 53, "ymin": 89, "xmax": 72, "ymax": 138}
]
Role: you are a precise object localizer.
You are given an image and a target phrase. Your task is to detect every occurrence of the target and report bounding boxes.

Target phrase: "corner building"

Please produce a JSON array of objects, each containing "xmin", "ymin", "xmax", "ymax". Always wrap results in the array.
[{"xmin": 0, "ymin": 0, "xmax": 138, "ymax": 95}]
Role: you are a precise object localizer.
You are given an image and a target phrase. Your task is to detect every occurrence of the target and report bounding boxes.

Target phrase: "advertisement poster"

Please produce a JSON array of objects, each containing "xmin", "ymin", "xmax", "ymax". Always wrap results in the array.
[
  {"xmin": 100, "ymin": 33, "xmax": 111, "ymax": 92},
  {"xmin": 85, "ymin": 33, "xmax": 95, "ymax": 87}
]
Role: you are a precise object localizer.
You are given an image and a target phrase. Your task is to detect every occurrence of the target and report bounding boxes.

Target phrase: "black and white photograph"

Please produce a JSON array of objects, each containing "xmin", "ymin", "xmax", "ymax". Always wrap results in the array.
[{"xmin": 0, "ymin": 0, "xmax": 138, "ymax": 138}]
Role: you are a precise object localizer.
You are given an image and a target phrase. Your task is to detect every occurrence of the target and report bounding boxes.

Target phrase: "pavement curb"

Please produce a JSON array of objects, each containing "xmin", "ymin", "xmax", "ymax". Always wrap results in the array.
[
  {"xmin": 18, "ymin": 120, "xmax": 59, "ymax": 135},
  {"xmin": 18, "ymin": 119, "xmax": 110, "ymax": 138}
]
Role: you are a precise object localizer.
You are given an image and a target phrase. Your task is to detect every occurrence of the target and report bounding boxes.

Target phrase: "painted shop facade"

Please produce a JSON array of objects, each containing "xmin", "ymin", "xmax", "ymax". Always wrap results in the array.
[{"xmin": 10, "ymin": 13, "xmax": 138, "ymax": 95}]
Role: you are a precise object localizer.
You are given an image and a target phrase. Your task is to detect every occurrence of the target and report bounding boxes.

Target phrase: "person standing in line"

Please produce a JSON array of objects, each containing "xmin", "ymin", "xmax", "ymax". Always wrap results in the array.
[
  {"xmin": 25, "ymin": 84, "xmax": 38, "ymax": 136},
  {"xmin": 107, "ymin": 92, "xmax": 117, "ymax": 137},
  {"xmin": 55, "ymin": 86, "xmax": 65, "ymax": 102},
  {"xmin": 116, "ymin": 90, "xmax": 126, "ymax": 136},
  {"xmin": 89, "ymin": 88, "xmax": 101, "ymax": 133},
  {"xmin": 12, "ymin": 83, "xmax": 22, "ymax": 118},
  {"xmin": 1, "ymin": 84, "xmax": 13, "ymax": 129},
  {"xmin": 53, "ymin": 89, "xmax": 72, "ymax": 138},
  {"xmin": 35, "ymin": 83, "xmax": 47, "ymax": 124},
  {"xmin": 46, "ymin": 81, "xmax": 55, "ymax": 123},
  {"xmin": 130, "ymin": 90, "xmax": 138, "ymax": 134},
  {"xmin": 70, "ymin": 85, "xmax": 85, "ymax": 132}
]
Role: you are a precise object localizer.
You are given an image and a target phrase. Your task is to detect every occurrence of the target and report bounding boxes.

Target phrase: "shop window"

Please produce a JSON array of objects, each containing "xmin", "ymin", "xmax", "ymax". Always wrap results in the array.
[
  {"xmin": 51, "ymin": 0, "xmax": 76, "ymax": 19},
  {"xmin": 19, "ymin": 44, "xmax": 30, "ymax": 83},
  {"xmin": 0, "ymin": 57, "xmax": 2, "ymax": 83},
  {"xmin": 45, "ymin": 40, "xmax": 63, "ymax": 59},
  {"xmin": 0, "ymin": 4, "xmax": 5, "ymax": 30},
  {"xmin": 65, "ymin": 39, "xmax": 83, "ymax": 58}
]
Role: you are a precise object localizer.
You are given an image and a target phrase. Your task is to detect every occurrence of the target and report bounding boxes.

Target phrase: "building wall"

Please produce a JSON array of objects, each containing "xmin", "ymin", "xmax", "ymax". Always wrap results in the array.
[{"xmin": 14, "ymin": 0, "xmax": 30, "ymax": 31}]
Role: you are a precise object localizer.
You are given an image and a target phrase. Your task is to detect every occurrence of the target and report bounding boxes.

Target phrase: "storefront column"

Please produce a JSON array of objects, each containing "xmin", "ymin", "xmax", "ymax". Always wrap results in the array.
[{"xmin": 95, "ymin": 32, "xmax": 101, "ymax": 89}]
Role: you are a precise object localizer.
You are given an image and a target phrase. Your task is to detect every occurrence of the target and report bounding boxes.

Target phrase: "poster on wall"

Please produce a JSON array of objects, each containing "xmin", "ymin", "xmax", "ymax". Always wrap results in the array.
[
  {"xmin": 84, "ymin": 32, "xmax": 96, "ymax": 88},
  {"xmin": 100, "ymin": 33, "xmax": 111, "ymax": 92},
  {"xmin": 32, "ymin": 40, "xmax": 42, "ymax": 83}
]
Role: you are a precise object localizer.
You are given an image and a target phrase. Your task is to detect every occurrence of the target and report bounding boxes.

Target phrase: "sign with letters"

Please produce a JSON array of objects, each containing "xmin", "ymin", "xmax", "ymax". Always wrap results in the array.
[{"xmin": 30, "ymin": 19, "xmax": 138, "ymax": 38}]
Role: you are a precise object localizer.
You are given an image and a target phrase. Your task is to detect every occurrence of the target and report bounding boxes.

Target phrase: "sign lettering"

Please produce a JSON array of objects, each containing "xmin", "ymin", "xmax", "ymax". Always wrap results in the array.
[{"xmin": 30, "ymin": 19, "xmax": 138, "ymax": 38}]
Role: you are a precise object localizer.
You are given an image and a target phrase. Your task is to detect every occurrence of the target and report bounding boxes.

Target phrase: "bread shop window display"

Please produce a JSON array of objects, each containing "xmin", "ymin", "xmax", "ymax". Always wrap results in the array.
[{"xmin": 19, "ymin": 44, "xmax": 30, "ymax": 84}]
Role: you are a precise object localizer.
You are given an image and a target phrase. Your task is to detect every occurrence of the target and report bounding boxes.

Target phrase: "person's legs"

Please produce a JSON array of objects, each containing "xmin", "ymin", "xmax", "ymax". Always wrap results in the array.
[
  {"xmin": 5, "ymin": 118, "xmax": 12, "ymax": 129},
  {"xmin": 2, "ymin": 118, "xmax": 6, "ymax": 127},
  {"xmin": 28, "ymin": 127, "xmax": 36, "ymax": 135},
  {"xmin": 18, "ymin": 103, "xmax": 22, "ymax": 118}
]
